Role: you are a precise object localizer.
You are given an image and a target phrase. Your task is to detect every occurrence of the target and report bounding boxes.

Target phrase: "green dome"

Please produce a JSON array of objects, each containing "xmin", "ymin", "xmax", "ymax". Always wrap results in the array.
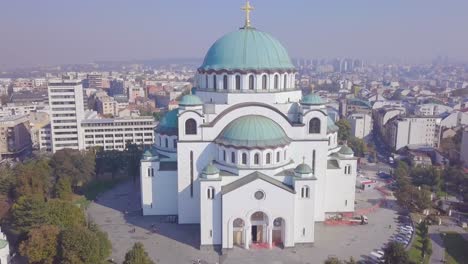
[
  {"xmin": 156, "ymin": 109, "xmax": 178, "ymax": 135},
  {"xmin": 143, "ymin": 150, "xmax": 152, "ymax": 158},
  {"xmin": 215, "ymin": 115, "xmax": 290, "ymax": 149},
  {"xmin": 301, "ymin": 93, "xmax": 324, "ymax": 105},
  {"xmin": 202, "ymin": 163, "xmax": 220, "ymax": 175},
  {"xmin": 327, "ymin": 117, "xmax": 339, "ymax": 133},
  {"xmin": 0, "ymin": 239, "xmax": 7, "ymax": 249},
  {"xmin": 339, "ymin": 145, "xmax": 354, "ymax": 155},
  {"xmin": 200, "ymin": 28, "xmax": 295, "ymax": 71},
  {"xmin": 294, "ymin": 163, "xmax": 312, "ymax": 174},
  {"xmin": 179, "ymin": 94, "xmax": 203, "ymax": 106}
]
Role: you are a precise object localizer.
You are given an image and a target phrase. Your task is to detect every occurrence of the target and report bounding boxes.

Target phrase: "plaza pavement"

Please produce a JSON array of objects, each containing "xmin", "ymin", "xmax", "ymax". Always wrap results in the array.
[{"xmin": 87, "ymin": 175, "xmax": 399, "ymax": 264}]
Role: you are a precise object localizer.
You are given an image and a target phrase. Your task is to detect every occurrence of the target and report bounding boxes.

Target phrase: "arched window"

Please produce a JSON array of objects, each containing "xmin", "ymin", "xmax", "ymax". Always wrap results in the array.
[
  {"xmin": 165, "ymin": 138, "xmax": 168, "ymax": 148},
  {"xmin": 301, "ymin": 186, "xmax": 310, "ymax": 198},
  {"xmin": 249, "ymin": 75, "xmax": 255, "ymax": 90},
  {"xmin": 207, "ymin": 187, "xmax": 215, "ymax": 200},
  {"xmin": 222, "ymin": 150, "xmax": 226, "ymax": 161},
  {"xmin": 147, "ymin": 168, "xmax": 151, "ymax": 177},
  {"xmin": 213, "ymin": 75, "xmax": 217, "ymax": 90},
  {"xmin": 274, "ymin": 75, "xmax": 279, "ymax": 89},
  {"xmin": 345, "ymin": 165, "xmax": 352, "ymax": 175},
  {"xmin": 254, "ymin": 153, "xmax": 260, "ymax": 165},
  {"xmin": 276, "ymin": 152, "xmax": 280, "ymax": 163},
  {"xmin": 185, "ymin": 119, "xmax": 197, "ymax": 135},
  {"xmin": 223, "ymin": 75, "xmax": 228, "ymax": 90},
  {"xmin": 309, "ymin": 118, "xmax": 321, "ymax": 134},
  {"xmin": 284, "ymin": 74, "xmax": 288, "ymax": 89},
  {"xmin": 231, "ymin": 152, "xmax": 235, "ymax": 163},
  {"xmin": 242, "ymin": 153, "xmax": 247, "ymax": 165},
  {"xmin": 262, "ymin": 75, "xmax": 267, "ymax": 90},
  {"xmin": 173, "ymin": 139, "xmax": 177, "ymax": 149},
  {"xmin": 235, "ymin": 75, "xmax": 241, "ymax": 90},
  {"xmin": 205, "ymin": 75, "xmax": 208, "ymax": 89},
  {"xmin": 266, "ymin": 153, "xmax": 271, "ymax": 164}
]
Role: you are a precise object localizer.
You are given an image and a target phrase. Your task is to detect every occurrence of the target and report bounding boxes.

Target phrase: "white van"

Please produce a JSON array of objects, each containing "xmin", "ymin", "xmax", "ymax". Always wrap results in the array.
[{"xmin": 370, "ymin": 251, "xmax": 384, "ymax": 263}]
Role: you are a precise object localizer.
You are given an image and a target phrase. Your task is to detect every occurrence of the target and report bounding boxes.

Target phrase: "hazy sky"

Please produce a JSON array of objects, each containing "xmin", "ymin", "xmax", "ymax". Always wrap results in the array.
[{"xmin": 1, "ymin": 0, "xmax": 468, "ymax": 69}]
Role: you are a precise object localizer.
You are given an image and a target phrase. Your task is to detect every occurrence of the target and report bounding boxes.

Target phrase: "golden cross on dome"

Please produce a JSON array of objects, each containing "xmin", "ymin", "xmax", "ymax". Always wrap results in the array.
[{"xmin": 241, "ymin": 0, "xmax": 254, "ymax": 28}]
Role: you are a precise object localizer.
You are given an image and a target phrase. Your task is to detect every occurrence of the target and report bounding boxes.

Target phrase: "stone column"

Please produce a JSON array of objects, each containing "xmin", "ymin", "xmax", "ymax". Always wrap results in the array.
[
  {"xmin": 244, "ymin": 226, "xmax": 250, "ymax": 249},
  {"xmin": 268, "ymin": 226, "xmax": 273, "ymax": 248}
]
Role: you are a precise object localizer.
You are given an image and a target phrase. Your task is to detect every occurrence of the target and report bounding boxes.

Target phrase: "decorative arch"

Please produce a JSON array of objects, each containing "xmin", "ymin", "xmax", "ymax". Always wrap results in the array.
[
  {"xmin": 262, "ymin": 75, "xmax": 268, "ymax": 90},
  {"xmin": 235, "ymin": 75, "xmax": 241, "ymax": 90},
  {"xmin": 274, "ymin": 74, "xmax": 279, "ymax": 89},
  {"xmin": 241, "ymin": 152, "xmax": 248, "ymax": 165},
  {"xmin": 223, "ymin": 75, "xmax": 228, "ymax": 90},
  {"xmin": 249, "ymin": 75, "xmax": 255, "ymax": 90},
  {"xmin": 253, "ymin": 152, "xmax": 260, "ymax": 165},
  {"xmin": 309, "ymin": 118, "xmax": 321, "ymax": 134},
  {"xmin": 185, "ymin": 118, "xmax": 197, "ymax": 135}
]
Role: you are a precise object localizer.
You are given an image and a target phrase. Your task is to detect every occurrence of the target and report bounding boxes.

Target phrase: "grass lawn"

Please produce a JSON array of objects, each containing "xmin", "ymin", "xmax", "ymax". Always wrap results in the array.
[
  {"xmin": 441, "ymin": 232, "xmax": 468, "ymax": 264},
  {"xmin": 408, "ymin": 226, "xmax": 431, "ymax": 264}
]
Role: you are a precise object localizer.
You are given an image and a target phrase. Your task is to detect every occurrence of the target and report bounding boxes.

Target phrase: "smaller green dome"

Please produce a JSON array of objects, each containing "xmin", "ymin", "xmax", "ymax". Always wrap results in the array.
[
  {"xmin": 327, "ymin": 117, "xmax": 339, "ymax": 133},
  {"xmin": 294, "ymin": 163, "xmax": 312, "ymax": 174},
  {"xmin": 156, "ymin": 109, "xmax": 178, "ymax": 135},
  {"xmin": 179, "ymin": 94, "xmax": 203, "ymax": 106},
  {"xmin": 0, "ymin": 239, "xmax": 7, "ymax": 249},
  {"xmin": 216, "ymin": 115, "xmax": 290, "ymax": 149},
  {"xmin": 301, "ymin": 93, "xmax": 325, "ymax": 105},
  {"xmin": 202, "ymin": 163, "xmax": 220, "ymax": 175},
  {"xmin": 339, "ymin": 145, "xmax": 354, "ymax": 155},
  {"xmin": 143, "ymin": 150, "xmax": 152, "ymax": 158}
]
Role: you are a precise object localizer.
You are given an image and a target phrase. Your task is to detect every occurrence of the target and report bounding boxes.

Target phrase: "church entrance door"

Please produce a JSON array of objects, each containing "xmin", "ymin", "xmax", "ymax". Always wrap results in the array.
[{"xmin": 251, "ymin": 225, "xmax": 264, "ymax": 243}]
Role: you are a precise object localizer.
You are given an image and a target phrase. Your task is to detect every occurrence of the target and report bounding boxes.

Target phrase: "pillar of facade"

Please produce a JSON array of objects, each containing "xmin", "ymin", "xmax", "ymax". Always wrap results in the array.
[
  {"xmin": 267, "ymin": 226, "xmax": 273, "ymax": 248},
  {"xmin": 244, "ymin": 226, "xmax": 250, "ymax": 249}
]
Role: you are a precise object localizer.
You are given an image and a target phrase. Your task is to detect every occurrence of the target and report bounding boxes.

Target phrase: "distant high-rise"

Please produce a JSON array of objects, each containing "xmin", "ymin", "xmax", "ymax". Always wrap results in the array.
[{"xmin": 48, "ymin": 80, "xmax": 85, "ymax": 152}]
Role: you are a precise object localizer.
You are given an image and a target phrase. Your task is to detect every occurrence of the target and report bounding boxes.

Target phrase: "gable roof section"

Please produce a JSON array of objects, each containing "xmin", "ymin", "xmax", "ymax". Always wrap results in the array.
[{"xmin": 221, "ymin": 171, "xmax": 295, "ymax": 195}]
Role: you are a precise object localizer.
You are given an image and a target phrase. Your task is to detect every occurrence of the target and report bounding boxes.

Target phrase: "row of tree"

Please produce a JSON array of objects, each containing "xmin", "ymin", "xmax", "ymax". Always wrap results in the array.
[
  {"xmin": 393, "ymin": 161, "xmax": 432, "ymax": 212},
  {"xmin": 336, "ymin": 119, "xmax": 368, "ymax": 157},
  {"xmin": 0, "ymin": 145, "xmax": 143, "ymax": 263}
]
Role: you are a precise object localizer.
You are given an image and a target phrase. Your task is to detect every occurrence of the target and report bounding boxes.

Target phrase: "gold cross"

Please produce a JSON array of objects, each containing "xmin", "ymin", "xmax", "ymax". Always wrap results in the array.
[{"xmin": 241, "ymin": 1, "xmax": 254, "ymax": 28}]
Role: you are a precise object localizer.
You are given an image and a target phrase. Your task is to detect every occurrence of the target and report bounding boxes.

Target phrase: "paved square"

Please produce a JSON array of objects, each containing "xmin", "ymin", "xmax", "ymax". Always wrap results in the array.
[{"xmin": 87, "ymin": 177, "xmax": 399, "ymax": 264}]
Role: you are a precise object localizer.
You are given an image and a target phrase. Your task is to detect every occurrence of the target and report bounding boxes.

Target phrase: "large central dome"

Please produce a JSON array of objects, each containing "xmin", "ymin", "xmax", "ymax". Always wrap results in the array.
[
  {"xmin": 199, "ymin": 28, "xmax": 295, "ymax": 72},
  {"xmin": 215, "ymin": 115, "xmax": 291, "ymax": 149}
]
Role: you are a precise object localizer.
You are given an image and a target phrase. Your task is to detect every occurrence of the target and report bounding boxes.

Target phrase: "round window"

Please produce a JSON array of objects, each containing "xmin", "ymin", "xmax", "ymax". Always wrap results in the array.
[{"xmin": 254, "ymin": 190, "xmax": 265, "ymax": 200}]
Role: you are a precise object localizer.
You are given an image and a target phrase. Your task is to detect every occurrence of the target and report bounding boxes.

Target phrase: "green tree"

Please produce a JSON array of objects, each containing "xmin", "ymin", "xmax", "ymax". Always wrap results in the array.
[
  {"xmin": 336, "ymin": 119, "xmax": 351, "ymax": 141},
  {"xmin": 46, "ymin": 200, "xmax": 86, "ymax": 229},
  {"xmin": 124, "ymin": 242, "xmax": 155, "ymax": 264},
  {"xmin": 19, "ymin": 225, "xmax": 60, "ymax": 264},
  {"xmin": 59, "ymin": 225, "xmax": 108, "ymax": 264},
  {"xmin": 14, "ymin": 158, "xmax": 52, "ymax": 200},
  {"xmin": 89, "ymin": 223, "xmax": 112, "ymax": 262},
  {"xmin": 54, "ymin": 177, "xmax": 73, "ymax": 201},
  {"xmin": 50, "ymin": 149, "xmax": 95, "ymax": 189},
  {"xmin": 0, "ymin": 164, "xmax": 15, "ymax": 197},
  {"xmin": 421, "ymin": 237, "xmax": 432, "ymax": 258},
  {"xmin": 348, "ymin": 137, "xmax": 367, "ymax": 157},
  {"xmin": 125, "ymin": 143, "xmax": 143, "ymax": 182},
  {"xmin": 383, "ymin": 242, "xmax": 410, "ymax": 264},
  {"xmin": 11, "ymin": 196, "xmax": 48, "ymax": 234}
]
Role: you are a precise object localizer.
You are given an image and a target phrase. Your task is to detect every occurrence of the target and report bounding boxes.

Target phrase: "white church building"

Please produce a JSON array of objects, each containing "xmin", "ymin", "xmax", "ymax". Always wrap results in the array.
[{"xmin": 140, "ymin": 2, "xmax": 357, "ymax": 250}]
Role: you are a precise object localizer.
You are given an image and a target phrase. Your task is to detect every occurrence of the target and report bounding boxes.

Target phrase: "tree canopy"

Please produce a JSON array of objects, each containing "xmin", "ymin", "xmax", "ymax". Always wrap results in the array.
[
  {"xmin": 383, "ymin": 242, "xmax": 410, "ymax": 264},
  {"xmin": 124, "ymin": 242, "xmax": 155, "ymax": 264},
  {"xmin": 19, "ymin": 225, "xmax": 60, "ymax": 264},
  {"xmin": 336, "ymin": 119, "xmax": 351, "ymax": 141},
  {"xmin": 59, "ymin": 225, "xmax": 110, "ymax": 264}
]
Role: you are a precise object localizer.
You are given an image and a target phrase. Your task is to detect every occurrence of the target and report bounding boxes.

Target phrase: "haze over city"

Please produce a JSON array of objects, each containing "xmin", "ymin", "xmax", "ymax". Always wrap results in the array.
[{"xmin": 1, "ymin": 0, "xmax": 468, "ymax": 69}]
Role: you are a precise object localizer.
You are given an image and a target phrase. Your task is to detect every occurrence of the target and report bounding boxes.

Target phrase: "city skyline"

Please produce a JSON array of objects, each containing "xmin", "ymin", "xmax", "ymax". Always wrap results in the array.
[{"xmin": 1, "ymin": 0, "xmax": 468, "ymax": 69}]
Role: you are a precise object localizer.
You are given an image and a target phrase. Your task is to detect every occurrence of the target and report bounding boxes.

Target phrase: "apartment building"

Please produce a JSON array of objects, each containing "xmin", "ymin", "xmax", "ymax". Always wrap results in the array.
[
  {"xmin": 48, "ymin": 80, "xmax": 85, "ymax": 152},
  {"xmin": 96, "ymin": 96, "xmax": 117, "ymax": 116},
  {"xmin": 386, "ymin": 116, "xmax": 442, "ymax": 151},
  {"xmin": 81, "ymin": 117, "xmax": 155, "ymax": 151},
  {"xmin": 415, "ymin": 103, "xmax": 453, "ymax": 116},
  {"xmin": 0, "ymin": 115, "xmax": 32, "ymax": 159},
  {"xmin": 348, "ymin": 113, "xmax": 372, "ymax": 139}
]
